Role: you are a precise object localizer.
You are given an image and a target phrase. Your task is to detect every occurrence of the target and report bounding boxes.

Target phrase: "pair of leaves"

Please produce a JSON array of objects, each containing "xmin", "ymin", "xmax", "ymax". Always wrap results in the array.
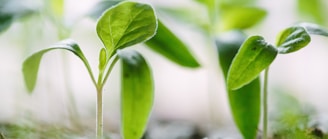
[
  {"xmin": 217, "ymin": 31, "xmax": 261, "ymax": 139},
  {"xmin": 91, "ymin": 0, "xmax": 200, "ymax": 68},
  {"xmin": 225, "ymin": 23, "xmax": 328, "ymax": 138},
  {"xmin": 227, "ymin": 22, "xmax": 328, "ymax": 90},
  {"xmin": 23, "ymin": 1, "xmax": 156, "ymax": 139}
]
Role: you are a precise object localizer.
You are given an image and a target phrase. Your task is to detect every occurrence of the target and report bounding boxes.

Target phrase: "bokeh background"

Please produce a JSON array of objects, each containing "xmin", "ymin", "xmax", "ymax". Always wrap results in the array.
[{"xmin": 1, "ymin": 0, "xmax": 328, "ymax": 137}]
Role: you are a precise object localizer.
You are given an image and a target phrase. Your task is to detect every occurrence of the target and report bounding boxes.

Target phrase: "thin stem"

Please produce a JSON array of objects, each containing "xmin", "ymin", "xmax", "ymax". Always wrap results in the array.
[
  {"xmin": 263, "ymin": 68, "xmax": 269, "ymax": 139},
  {"xmin": 96, "ymin": 87, "xmax": 104, "ymax": 139}
]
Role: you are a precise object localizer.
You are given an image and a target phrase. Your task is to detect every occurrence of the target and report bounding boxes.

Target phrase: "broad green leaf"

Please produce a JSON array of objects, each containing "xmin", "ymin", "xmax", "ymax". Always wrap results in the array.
[
  {"xmin": 118, "ymin": 50, "xmax": 153, "ymax": 139},
  {"xmin": 276, "ymin": 26, "xmax": 311, "ymax": 54},
  {"xmin": 219, "ymin": 5, "xmax": 267, "ymax": 31},
  {"xmin": 88, "ymin": 0, "xmax": 122, "ymax": 19},
  {"xmin": 297, "ymin": 0, "xmax": 325, "ymax": 25},
  {"xmin": 96, "ymin": 1, "xmax": 157, "ymax": 58},
  {"xmin": 298, "ymin": 22, "xmax": 328, "ymax": 37},
  {"xmin": 145, "ymin": 20, "xmax": 200, "ymax": 68},
  {"xmin": 22, "ymin": 39, "xmax": 91, "ymax": 92},
  {"xmin": 227, "ymin": 36, "xmax": 277, "ymax": 90},
  {"xmin": 217, "ymin": 31, "xmax": 260, "ymax": 139}
]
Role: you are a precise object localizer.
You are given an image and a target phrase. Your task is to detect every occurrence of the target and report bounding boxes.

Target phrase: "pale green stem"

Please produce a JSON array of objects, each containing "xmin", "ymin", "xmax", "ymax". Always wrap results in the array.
[
  {"xmin": 263, "ymin": 68, "xmax": 269, "ymax": 139},
  {"xmin": 96, "ymin": 86, "xmax": 104, "ymax": 139}
]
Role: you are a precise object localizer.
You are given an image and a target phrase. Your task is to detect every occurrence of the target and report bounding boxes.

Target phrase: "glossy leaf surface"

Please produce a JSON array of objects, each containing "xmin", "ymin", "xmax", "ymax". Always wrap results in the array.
[
  {"xmin": 276, "ymin": 26, "xmax": 311, "ymax": 54},
  {"xmin": 227, "ymin": 36, "xmax": 277, "ymax": 90},
  {"xmin": 145, "ymin": 20, "xmax": 200, "ymax": 68},
  {"xmin": 97, "ymin": 1, "xmax": 157, "ymax": 58},
  {"xmin": 22, "ymin": 39, "xmax": 90, "ymax": 92},
  {"xmin": 217, "ymin": 31, "xmax": 260, "ymax": 139},
  {"xmin": 118, "ymin": 50, "xmax": 153, "ymax": 139},
  {"xmin": 299, "ymin": 22, "xmax": 328, "ymax": 37},
  {"xmin": 219, "ymin": 5, "xmax": 266, "ymax": 31}
]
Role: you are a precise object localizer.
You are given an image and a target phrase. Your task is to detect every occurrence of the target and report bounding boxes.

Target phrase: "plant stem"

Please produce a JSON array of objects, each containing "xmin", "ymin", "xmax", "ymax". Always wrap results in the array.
[
  {"xmin": 96, "ymin": 86, "xmax": 104, "ymax": 139},
  {"xmin": 263, "ymin": 68, "xmax": 269, "ymax": 139}
]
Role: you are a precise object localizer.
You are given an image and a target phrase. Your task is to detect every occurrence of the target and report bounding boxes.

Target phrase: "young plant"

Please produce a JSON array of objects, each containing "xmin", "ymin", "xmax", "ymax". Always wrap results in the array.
[
  {"xmin": 227, "ymin": 22, "xmax": 328, "ymax": 139},
  {"xmin": 23, "ymin": 1, "xmax": 157, "ymax": 139}
]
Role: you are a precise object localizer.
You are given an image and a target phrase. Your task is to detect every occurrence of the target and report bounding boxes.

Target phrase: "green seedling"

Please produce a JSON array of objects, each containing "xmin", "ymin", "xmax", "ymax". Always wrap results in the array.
[
  {"xmin": 23, "ymin": 2, "xmax": 157, "ymax": 139},
  {"xmin": 158, "ymin": 1, "xmax": 266, "ymax": 138},
  {"xmin": 227, "ymin": 22, "xmax": 328, "ymax": 139}
]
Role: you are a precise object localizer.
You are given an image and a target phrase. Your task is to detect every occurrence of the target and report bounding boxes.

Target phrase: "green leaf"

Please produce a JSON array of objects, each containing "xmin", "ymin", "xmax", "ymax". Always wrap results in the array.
[
  {"xmin": 217, "ymin": 31, "xmax": 247, "ymax": 76},
  {"xmin": 229, "ymin": 79, "xmax": 261, "ymax": 139},
  {"xmin": 145, "ymin": 20, "xmax": 200, "ymax": 68},
  {"xmin": 297, "ymin": 0, "xmax": 325, "ymax": 24},
  {"xmin": 217, "ymin": 31, "xmax": 260, "ymax": 139},
  {"xmin": 276, "ymin": 26, "xmax": 311, "ymax": 54},
  {"xmin": 22, "ymin": 39, "xmax": 91, "ymax": 92},
  {"xmin": 96, "ymin": 1, "xmax": 158, "ymax": 58},
  {"xmin": 219, "ymin": 5, "xmax": 267, "ymax": 31},
  {"xmin": 98, "ymin": 48, "xmax": 107, "ymax": 71},
  {"xmin": 227, "ymin": 36, "xmax": 277, "ymax": 90},
  {"xmin": 298, "ymin": 22, "xmax": 328, "ymax": 37},
  {"xmin": 118, "ymin": 50, "xmax": 153, "ymax": 139}
]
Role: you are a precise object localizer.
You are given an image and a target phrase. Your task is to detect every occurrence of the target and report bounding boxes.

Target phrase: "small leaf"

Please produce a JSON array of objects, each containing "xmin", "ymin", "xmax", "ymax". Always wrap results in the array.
[
  {"xmin": 118, "ymin": 50, "xmax": 153, "ymax": 139},
  {"xmin": 217, "ymin": 31, "xmax": 260, "ymax": 139},
  {"xmin": 96, "ymin": 1, "xmax": 158, "ymax": 58},
  {"xmin": 219, "ymin": 5, "xmax": 267, "ymax": 31},
  {"xmin": 298, "ymin": 22, "xmax": 328, "ymax": 37},
  {"xmin": 227, "ymin": 36, "xmax": 277, "ymax": 90},
  {"xmin": 276, "ymin": 26, "xmax": 311, "ymax": 54},
  {"xmin": 22, "ymin": 39, "xmax": 90, "ymax": 92},
  {"xmin": 145, "ymin": 20, "xmax": 200, "ymax": 68},
  {"xmin": 98, "ymin": 48, "xmax": 107, "ymax": 71}
]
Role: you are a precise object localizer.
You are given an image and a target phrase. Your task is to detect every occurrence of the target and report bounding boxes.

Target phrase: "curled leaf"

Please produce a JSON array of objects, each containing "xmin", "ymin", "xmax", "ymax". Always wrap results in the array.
[
  {"xmin": 276, "ymin": 26, "xmax": 311, "ymax": 54},
  {"xmin": 227, "ymin": 36, "xmax": 277, "ymax": 90},
  {"xmin": 22, "ymin": 39, "xmax": 91, "ymax": 92}
]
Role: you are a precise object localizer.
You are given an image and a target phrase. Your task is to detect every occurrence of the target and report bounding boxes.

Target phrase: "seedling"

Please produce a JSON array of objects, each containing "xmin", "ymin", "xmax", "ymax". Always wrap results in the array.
[
  {"xmin": 227, "ymin": 22, "xmax": 328, "ymax": 139},
  {"xmin": 22, "ymin": 1, "xmax": 157, "ymax": 139}
]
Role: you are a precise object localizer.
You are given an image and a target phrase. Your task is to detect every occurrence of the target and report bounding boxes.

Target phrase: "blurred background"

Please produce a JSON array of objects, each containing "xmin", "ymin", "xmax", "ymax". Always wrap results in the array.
[{"xmin": 1, "ymin": 0, "xmax": 328, "ymax": 138}]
